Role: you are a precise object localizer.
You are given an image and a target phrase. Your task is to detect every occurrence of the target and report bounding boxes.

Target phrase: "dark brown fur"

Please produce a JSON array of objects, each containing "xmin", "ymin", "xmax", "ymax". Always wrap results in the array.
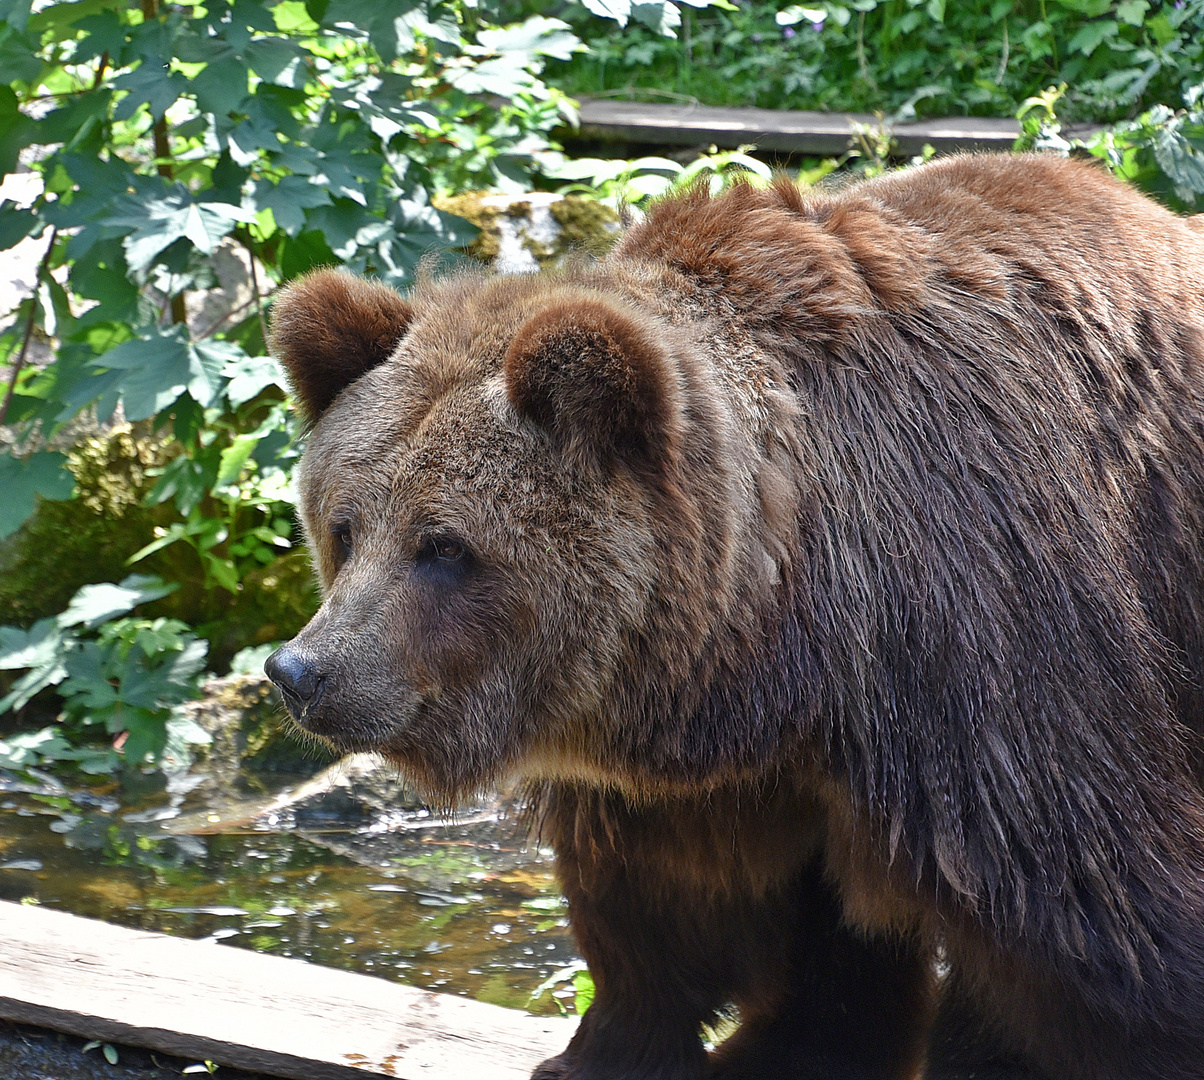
[
  {"xmin": 267, "ymin": 154, "xmax": 1204, "ymax": 1080},
  {"xmin": 268, "ymin": 269, "xmax": 413, "ymax": 423}
]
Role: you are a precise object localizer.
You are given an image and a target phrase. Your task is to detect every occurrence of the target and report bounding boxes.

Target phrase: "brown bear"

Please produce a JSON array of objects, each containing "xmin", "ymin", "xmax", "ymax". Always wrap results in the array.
[{"xmin": 265, "ymin": 153, "xmax": 1204, "ymax": 1080}]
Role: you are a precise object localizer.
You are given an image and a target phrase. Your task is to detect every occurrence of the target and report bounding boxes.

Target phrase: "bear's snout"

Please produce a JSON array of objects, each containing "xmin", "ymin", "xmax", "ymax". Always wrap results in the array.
[{"xmin": 265, "ymin": 642, "xmax": 328, "ymax": 722}]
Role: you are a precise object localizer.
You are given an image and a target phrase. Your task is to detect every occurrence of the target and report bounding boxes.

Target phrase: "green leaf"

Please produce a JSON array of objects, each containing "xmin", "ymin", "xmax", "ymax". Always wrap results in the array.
[
  {"xmin": 0, "ymin": 618, "xmax": 67, "ymax": 714},
  {"xmin": 446, "ymin": 53, "xmax": 537, "ymax": 97},
  {"xmin": 102, "ymin": 187, "xmax": 257, "ymax": 271},
  {"xmin": 223, "ymin": 352, "xmax": 286, "ymax": 406},
  {"xmin": 1152, "ymin": 122, "xmax": 1204, "ymax": 202},
  {"xmin": 0, "ymin": 204, "xmax": 39, "ymax": 251},
  {"xmin": 1115, "ymin": 0, "xmax": 1148, "ymax": 26},
  {"xmin": 364, "ymin": 192, "xmax": 476, "ymax": 286},
  {"xmin": 477, "ymin": 17, "xmax": 582, "ymax": 61},
  {"xmin": 1066, "ymin": 19, "xmax": 1118, "ymax": 57},
  {"xmin": 309, "ymin": 156, "xmax": 368, "ymax": 205},
  {"xmin": 71, "ymin": 10, "xmax": 128, "ymax": 65},
  {"xmin": 0, "ymin": 727, "xmax": 72, "ymax": 768},
  {"xmin": 776, "ymin": 6, "xmax": 826, "ymax": 26},
  {"xmin": 0, "ymin": 452, "xmax": 75, "ymax": 539},
  {"xmin": 245, "ymin": 36, "xmax": 308, "ymax": 85},
  {"xmin": 58, "ymin": 575, "xmax": 177, "ymax": 631},
  {"xmin": 0, "ymin": 0, "xmax": 33, "ymax": 34},
  {"xmin": 91, "ymin": 328, "xmax": 192, "ymax": 420},
  {"xmin": 0, "ymin": 23, "xmax": 43, "ymax": 82},
  {"xmin": 0, "ymin": 618, "xmax": 61, "ymax": 671},
  {"xmin": 388, "ymin": 3, "xmax": 461, "ymax": 54},
  {"xmin": 0, "ymin": 86, "xmax": 37, "ymax": 178},
  {"xmin": 189, "ymin": 339, "xmax": 243, "ymax": 407},
  {"xmin": 112, "ymin": 58, "xmax": 188, "ymax": 121},
  {"xmin": 246, "ymin": 175, "xmax": 331, "ymax": 237},
  {"xmin": 216, "ymin": 433, "xmax": 259, "ymax": 487},
  {"xmin": 631, "ymin": 1, "xmax": 681, "ymax": 38},
  {"xmin": 573, "ymin": 970, "xmax": 595, "ymax": 1013},
  {"xmin": 27, "ymin": 0, "xmax": 115, "ymax": 39},
  {"xmin": 36, "ymin": 90, "xmax": 113, "ymax": 151},
  {"xmin": 189, "ymin": 56, "xmax": 250, "ymax": 117}
]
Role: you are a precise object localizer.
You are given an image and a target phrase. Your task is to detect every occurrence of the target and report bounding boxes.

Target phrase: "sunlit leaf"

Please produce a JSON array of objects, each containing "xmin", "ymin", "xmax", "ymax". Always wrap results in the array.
[
  {"xmin": 223, "ymin": 353, "xmax": 287, "ymax": 406},
  {"xmin": 580, "ymin": 0, "xmax": 630, "ymax": 25},
  {"xmin": 246, "ymin": 176, "xmax": 331, "ymax": 237},
  {"xmin": 91, "ymin": 327, "xmax": 191, "ymax": 420},
  {"xmin": 0, "ymin": 727, "xmax": 72, "ymax": 767},
  {"xmin": 631, "ymin": 1, "xmax": 681, "ymax": 38},
  {"xmin": 190, "ymin": 339, "xmax": 243, "ymax": 407},
  {"xmin": 1152, "ymin": 122, "xmax": 1204, "ymax": 201},
  {"xmin": 0, "ymin": 618, "xmax": 61, "ymax": 671},
  {"xmin": 103, "ymin": 187, "xmax": 257, "ymax": 272},
  {"xmin": 58, "ymin": 575, "xmax": 177, "ymax": 631}
]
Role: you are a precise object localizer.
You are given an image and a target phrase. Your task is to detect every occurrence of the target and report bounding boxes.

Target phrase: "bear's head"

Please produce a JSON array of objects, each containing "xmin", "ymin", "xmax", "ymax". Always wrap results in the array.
[{"xmin": 265, "ymin": 268, "xmax": 785, "ymax": 800}]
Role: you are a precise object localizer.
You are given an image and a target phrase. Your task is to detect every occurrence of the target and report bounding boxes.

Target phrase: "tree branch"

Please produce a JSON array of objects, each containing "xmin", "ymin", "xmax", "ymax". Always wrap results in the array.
[
  {"xmin": 0, "ymin": 227, "xmax": 59, "ymax": 427},
  {"xmin": 141, "ymin": 0, "xmax": 187, "ymax": 327}
]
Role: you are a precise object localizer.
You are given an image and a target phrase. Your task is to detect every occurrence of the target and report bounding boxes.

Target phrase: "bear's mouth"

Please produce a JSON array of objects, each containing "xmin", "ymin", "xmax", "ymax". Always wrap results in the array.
[
  {"xmin": 279, "ymin": 674, "xmax": 327, "ymax": 722},
  {"xmin": 285, "ymin": 688, "xmax": 430, "ymax": 756}
]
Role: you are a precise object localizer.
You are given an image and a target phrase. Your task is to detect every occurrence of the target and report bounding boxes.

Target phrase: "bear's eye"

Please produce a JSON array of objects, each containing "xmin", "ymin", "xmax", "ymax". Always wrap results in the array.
[
  {"xmin": 423, "ymin": 536, "xmax": 466, "ymax": 563},
  {"xmin": 331, "ymin": 522, "xmax": 353, "ymax": 556}
]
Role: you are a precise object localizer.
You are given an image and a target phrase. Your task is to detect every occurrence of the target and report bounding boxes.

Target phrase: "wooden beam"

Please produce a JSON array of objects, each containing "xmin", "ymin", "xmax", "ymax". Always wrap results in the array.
[
  {"xmin": 0, "ymin": 901, "xmax": 575, "ymax": 1080},
  {"xmin": 573, "ymin": 99, "xmax": 1099, "ymax": 156}
]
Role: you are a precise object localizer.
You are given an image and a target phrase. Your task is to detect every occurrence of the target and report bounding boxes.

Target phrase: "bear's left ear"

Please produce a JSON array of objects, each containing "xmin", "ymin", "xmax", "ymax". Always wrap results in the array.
[
  {"xmin": 504, "ymin": 298, "xmax": 684, "ymax": 472},
  {"xmin": 269, "ymin": 269, "xmax": 413, "ymax": 424}
]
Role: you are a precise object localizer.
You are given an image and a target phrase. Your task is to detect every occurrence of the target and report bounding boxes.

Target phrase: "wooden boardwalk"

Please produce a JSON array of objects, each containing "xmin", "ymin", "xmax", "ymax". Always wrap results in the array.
[
  {"xmin": 574, "ymin": 98, "xmax": 1098, "ymax": 156},
  {"xmin": 0, "ymin": 901, "xmax": 575, "ymax": 1080}
]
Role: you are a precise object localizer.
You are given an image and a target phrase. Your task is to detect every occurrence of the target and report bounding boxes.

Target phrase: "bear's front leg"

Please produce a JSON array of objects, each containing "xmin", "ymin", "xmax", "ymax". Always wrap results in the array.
[
  {"xmin": 531, "ymin": 784, "xmax": 760, "ymax": 1080},
  {"xmin": 530, "ymin": 842, "xmax": 721, "ymax": 1080},
  {"xmin": 530, "ymin": 783, "xmax": 935, "ymax": 1080}
]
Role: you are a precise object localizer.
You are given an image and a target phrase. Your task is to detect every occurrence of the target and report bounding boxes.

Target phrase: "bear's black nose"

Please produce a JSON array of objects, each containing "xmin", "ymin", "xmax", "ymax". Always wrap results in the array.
[{"xmin": 265, "ymin": 644, "xmax": 326, "ymax": 720}]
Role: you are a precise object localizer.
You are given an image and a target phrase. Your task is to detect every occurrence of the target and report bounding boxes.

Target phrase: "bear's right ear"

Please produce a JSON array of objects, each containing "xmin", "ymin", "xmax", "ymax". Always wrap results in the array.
[{"xmin": 269, "ymin": 270, "xmax": 413, "ymax": 423}]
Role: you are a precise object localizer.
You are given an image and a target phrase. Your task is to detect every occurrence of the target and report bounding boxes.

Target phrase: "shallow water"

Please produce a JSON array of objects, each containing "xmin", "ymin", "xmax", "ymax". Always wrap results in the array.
[{"xmin": 0, "ymin": 766, "xmax": 581, "ymax": 1016}]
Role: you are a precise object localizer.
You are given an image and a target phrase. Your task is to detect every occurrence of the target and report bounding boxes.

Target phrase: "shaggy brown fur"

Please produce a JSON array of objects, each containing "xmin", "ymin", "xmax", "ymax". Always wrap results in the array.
[{"xmin": 266, "ymin": 153, "xmax": 1204, "ymax": 1080}]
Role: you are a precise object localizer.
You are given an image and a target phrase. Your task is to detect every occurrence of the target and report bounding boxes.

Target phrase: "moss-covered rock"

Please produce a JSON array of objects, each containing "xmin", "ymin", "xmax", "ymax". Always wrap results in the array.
[
  {"xmin": 0, "ymin": 424, "xmax": 320, "ymax": 672},
  {"xmin": 0, "ymin": 424, "xmax": 173, "ymax": 628},
  {"xmin": 436, "ymin": 192, "xmax": 620, "ymax": 272},
  {"xmin": 182, "ymin": 673, "xmax": 334, "ymax": 790}
]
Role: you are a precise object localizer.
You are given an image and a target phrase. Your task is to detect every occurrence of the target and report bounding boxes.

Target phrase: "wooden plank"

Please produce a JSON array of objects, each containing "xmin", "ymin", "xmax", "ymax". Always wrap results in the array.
[
  {"xmin": 574, "ymin": 99, "xmax": 1099, "ymax": 156},
  {"xmin": 0, "ymin": 901, "xmax": 575, "ymax": 1080}
]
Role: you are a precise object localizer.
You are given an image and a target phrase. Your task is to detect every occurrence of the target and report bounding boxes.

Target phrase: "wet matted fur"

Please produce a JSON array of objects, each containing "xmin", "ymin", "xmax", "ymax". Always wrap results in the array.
[{"xmin": 267, "ymin": 153, "xmax": 1204, "ymax": 1080}]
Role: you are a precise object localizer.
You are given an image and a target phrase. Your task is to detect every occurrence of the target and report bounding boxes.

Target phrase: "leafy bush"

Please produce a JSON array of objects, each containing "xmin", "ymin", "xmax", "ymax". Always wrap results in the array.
[
  {"xmin": 1015, "ymin": 80, "xmax": 1204, "ymax": 209},
  {"xmin": 0, "ymin": 574, "xmax": 210, "ymax": 772},
  {"xmin": 0, "ymin": 0, "xmax": 716, "ymax": 772},
  {"xmin": 547, "ymin": 0, "xmax": 1204, "ymax": 123}
]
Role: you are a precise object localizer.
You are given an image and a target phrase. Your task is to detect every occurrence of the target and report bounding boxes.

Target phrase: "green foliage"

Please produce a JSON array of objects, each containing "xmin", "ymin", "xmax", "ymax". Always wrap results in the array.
[
  {"xmin": 549, "ymin": 144, "xmax": 777, "ymax": 204},
  {"xmin": 0, "ymin": 450, "xmax": 74, "ymax": 538},
  {"xmin": 1086, "ymin": 84, "xmax": 1204, "ymax": 208},
  {"xmin": 1015, "ymin": 80, "xmax": 1204, "ymax": 209},
  {"xmin": 529, "ymin": 959, "xmax": 595, "ymax": 1014},
  {"xmin": 0, "ymin": 574, "xmax": 211, "ymax": 773},
  {"xmin": 548, "ymin": 0, "xmax": 1204, "ymax": 123}
]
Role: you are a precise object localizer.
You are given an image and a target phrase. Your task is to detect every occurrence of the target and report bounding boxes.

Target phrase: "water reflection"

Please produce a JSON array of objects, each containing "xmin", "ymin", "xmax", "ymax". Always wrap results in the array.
[{"xmin": 0, "ymin": 766, "xmax": 579, "ymax": 1015}]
